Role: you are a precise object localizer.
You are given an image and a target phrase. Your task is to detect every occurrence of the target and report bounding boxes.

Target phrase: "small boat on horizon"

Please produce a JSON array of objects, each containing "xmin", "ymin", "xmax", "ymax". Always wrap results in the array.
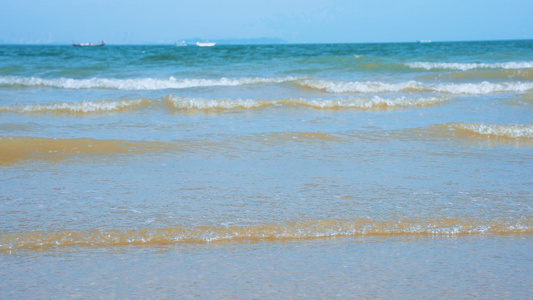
[
  {"xmin": 175, "ymin": 41, "xmax": 187, "ymax": 47},
  {"xmin": 72, "ymin": 41, "xmax": 106, "ymax": 47},
  {"xmin": 196, "ymin": 41, "xmax": 215, "ymax": 47},
  {"xmin": 417, "ymin": 40, "xmax": 432, "ymax": 44}
]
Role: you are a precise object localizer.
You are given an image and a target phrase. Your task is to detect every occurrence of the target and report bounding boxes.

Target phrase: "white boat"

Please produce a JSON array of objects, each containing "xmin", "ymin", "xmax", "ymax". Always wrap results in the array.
[
  {"xmin": 72, "ymin": 41, "xmax": 105, "ymax": 47},
  {"xmin": 417, "ymin": 40, "xmax": 432, "ymax": 44},
  {"xmin": 196, "ymin": 41, "xmax": 215, "ymax": 47}
]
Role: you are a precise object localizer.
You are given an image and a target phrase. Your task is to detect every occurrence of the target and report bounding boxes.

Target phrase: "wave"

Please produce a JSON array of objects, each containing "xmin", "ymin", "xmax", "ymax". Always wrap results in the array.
[
  {"xmin": 165, "ymin": 96, "xmax": 274, "ymax": 111},
  {"xmin": 421, "ymin": 69, "xmax": 533, "ymax": 81},
  {"xmin": 166, "ymin": 96, "xmax": 447, "ymax": 111},
  {"xmin": 406, "ymin": 61, "xmax": 533, "ymax": 71},
  {"xmin": 0, "ymin": 99, "xmax": 150, "ymax": 114},
  {"xmin": 0, "ymin": 137, "xmax": 174, "ymax": 166},
  {"xmin": 0, "ymin": 96, "xmax": 449, "ymax": 115},
  {"xmin": 297, "ymin": 79, "xmax": 533, "ymax": 94},
  {"xmin": 410, "ymin": 123, "xmax": 533, "ymax": 147},
  {"xmin": 2, "ymin": 122, "xmax": 531, "ymax": 166},
  {"xmin": 3, "ymin": 75, "xmax": 532, "ymax": 95},
  {"xmin": 278, "ymin": 96, "xmax": 448, "ymax": 110},
  {"xmin": 0, "ymin": 75, "xmax": 301, "ymax": 90},
  {"xmin": 442, "ymin": 122, "xmax": 533, "ymax": 139},
  {"xmin": 1, "ymin": 218, "xmax": 530, "ymax": 252}
]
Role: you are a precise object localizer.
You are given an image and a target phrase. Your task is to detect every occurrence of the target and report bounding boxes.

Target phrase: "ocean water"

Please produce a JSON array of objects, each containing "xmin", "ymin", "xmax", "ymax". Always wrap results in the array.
[{"xmin": 1, "ymin": 40, "xmax": 532, "ymax": 298}]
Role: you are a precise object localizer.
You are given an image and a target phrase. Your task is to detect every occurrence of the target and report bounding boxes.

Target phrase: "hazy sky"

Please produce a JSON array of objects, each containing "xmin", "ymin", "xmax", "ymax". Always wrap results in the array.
[{"xmin": 1, "ymin": 0, "xmax": 532, "ymax": 44}]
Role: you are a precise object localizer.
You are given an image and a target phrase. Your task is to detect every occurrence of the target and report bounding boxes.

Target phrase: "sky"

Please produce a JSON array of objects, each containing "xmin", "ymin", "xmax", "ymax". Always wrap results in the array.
[{"xmin": 1, "ymin": 0, "xmax": 532, "ymax": 44}]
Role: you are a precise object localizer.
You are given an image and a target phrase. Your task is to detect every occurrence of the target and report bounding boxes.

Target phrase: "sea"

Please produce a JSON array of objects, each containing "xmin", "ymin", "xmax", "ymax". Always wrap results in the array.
[{"xmin": 1, "ymin": 40, "xmax": 532, "ymax": 298}]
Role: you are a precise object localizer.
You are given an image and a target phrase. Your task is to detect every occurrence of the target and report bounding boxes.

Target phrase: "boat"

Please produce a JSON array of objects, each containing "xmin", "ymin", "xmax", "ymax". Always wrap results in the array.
[
  {"xmin": 196, "ymin": 41, "xmax": 215, "ymax": 47},
  {"xmin": 72, "ymin": 41, "xmax": 106, "ymax": 47},
  {"xmin": 417, "ymin": 40, "xmax": 432, "ymax": 44},
  {"xmin": 175, "ymin": 41, "xmax": 187, "ymax": 47}
]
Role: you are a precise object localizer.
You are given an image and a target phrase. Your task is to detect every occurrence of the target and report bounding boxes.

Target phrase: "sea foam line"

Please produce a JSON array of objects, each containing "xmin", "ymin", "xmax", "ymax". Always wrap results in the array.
[
  {"xmin": 1, "ymin": 218, "xmax": 530, "ymax": 252},
  {"xmin": 3, "ymin": 76, "xmax": 532, "ymax": 95},
  {"xmin": 297, "ymin": 79, "xmax": 533, "ymax": 94},
  {"xmin": 406, "ymin": 61, "xmax": 533, "ymax": 71},
  {"xmin": 448, "ymin": 122, "xmax": 533, "ymax": 139},
  {"xmin": 278, "ymin": 96, "xmax": 448, "ymax": 109},
  {"xmin": 166, "ymin": 96, "xmax": 448, "ymax": 111},
  {"xmin": 0, "ymin": 99, "xmax": 149, "ymax": 113},
  {"xmin": 0, "ymin": 76, "xmax": 301, "ymax": 90},
  {"xmin": 0, "ymin": 96, "xmax": 450, "ymax": 114},
  {"xmin": 165, "ymin": 96, "xmax": 273, "ymax": 110}
]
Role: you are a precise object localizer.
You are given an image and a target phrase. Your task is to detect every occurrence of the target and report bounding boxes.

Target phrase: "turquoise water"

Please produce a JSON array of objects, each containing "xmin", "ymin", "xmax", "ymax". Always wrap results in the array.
[{"xmin": 1, "ymin": 40, "xmax": 532, "ymax": 298}]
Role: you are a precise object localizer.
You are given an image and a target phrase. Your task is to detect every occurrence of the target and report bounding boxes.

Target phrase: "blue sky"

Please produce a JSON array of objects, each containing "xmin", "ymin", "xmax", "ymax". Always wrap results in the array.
[{"xmin": 1, "ymin": 0, "xmax": 532, "ymax": 44}]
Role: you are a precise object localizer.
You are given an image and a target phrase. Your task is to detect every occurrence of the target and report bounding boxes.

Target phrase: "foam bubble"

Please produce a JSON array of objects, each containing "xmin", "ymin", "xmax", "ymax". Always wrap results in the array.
[
  {"xmin": 0, "ymin": 99, "xmax": 149, "ymax": 114},
  {"xmin": 280, "ymin": 96, "xmax": 448, "ymax": 110},
  {"xmin": 0, "ymin": 76, "xmax": 301, "ymax": 90},
  {"xmin": 434, "ymin": 82, "xmax": 533, "ymax": 94},
  {"xmin": 165, "ymin": 96, "xmax": 273, "ymax": 110},
  {"xmin": 1, "ymin": 218, "xmax": 530, "ymax": 252},
  {"xmin": 297, "ymin": 79, "xmax": 533, "ymax": 94},
  {"xmin": 406, "ymin": 61, "xmax": 533, "ymax": 71},
  {"xmin": 164, "ymin": 96, "xmax": 448, "ymax": 112},
  {"xmin": 297, "ymin": 79, "xmax": 422, "ymax": 93},
  {"xmin": 450, "ymin": 122, "xmax": 533, "ymax": 138}
]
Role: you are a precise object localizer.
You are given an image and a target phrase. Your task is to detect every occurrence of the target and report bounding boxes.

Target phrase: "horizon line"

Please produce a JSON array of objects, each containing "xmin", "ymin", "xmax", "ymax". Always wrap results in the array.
[{"xmin": 1, "ymin": 38, "xmax": 532, "ymax": 46}]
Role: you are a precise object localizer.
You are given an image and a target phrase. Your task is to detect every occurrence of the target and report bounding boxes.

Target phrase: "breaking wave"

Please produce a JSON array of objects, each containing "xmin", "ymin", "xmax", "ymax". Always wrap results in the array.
[
  {"xmin": 0, "ymin": 76, "xmax": 300, "ymax": 90},
  {"xmin": 165, "ymin": 96, "xmax": 273, "ymax": 110},
  {"xmin": 0, "ymin": 96, "xmax": 449, "ymax": 115},
  {"xmin": 3, "ymin": 75, "xmax": 532, "ymax": 95},
  {"xmin": 421, "ymin": 69, "xmax": 533, "ymax": 81},
  {"xmin": 0, "ymin": 99, "xmax": 150, "ymax": 114},
  {"xmin": 445, "ymin": 122, "xmax": 533, "ymax": 139},
  {"xmin": 411, "ymin": 123, "xmax": 533, "ymax": 146},
  {"xmin": 166, "ymin": 96, "xmax": 448, "ymax": 111},
  {"xmin": 278, "ymin": 96, "xmax": 448, "ymax": 110},
  {"xmin": 1, "ymin": 218, "xmax": 530, "ymax": 252},
  {"xmin": 297, "ymin": 79, "xmax": 533, "ymax": 94},
  {"xmin": 406, "ymin": 61, "xmax": 533, "ymax": 71}
]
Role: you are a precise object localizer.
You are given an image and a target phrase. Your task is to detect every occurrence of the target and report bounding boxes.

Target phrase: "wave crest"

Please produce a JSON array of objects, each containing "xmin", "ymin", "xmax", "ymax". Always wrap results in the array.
[
  {"xmin": 296, "ymin": 79, "xmax": 421, "ymax": 93},
  {"xmin": 1, "ymin": 218, "xmax": 530, "ymax": 252},
  {"xmin": 297, "ymin": 79, "xmax": 533, "ymax": 94},
  {"xmin": 280, "ymin": 96, "xmax": 448, "ymax": 110},
  {"xmin": 448, "ymin": 122, "xmax": 533, "ymax": 139},
  {"xmin": 0, "ymin": 76, "xmax": 300, "ymax": 90},
  {"xmin": 0, "ymin": 96, "xmax": 450, "ymax": 116},
  {"xmin": 165, "ymin": 96, "xmax": 273, "ymax": 111},
  {"xmin": 406, "ymin": 61, "xmax": 533, "ymax": 71},
  {"xmin": 0, "ymin": 99, "xmax": 149, "ymax": 114}
]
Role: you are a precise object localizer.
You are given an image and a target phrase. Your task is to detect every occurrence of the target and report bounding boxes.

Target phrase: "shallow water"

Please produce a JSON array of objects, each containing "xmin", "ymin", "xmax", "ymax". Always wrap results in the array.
[{"xmin": 1, "ymin": 40, "xmax": 532, "ymax": 298}]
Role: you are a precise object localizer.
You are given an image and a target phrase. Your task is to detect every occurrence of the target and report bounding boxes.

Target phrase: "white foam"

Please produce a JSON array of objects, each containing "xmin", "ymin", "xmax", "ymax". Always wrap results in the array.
[
  {"xmin": 0, "ymin": 99, "xmax": 146, "ymax": 113},
  {"xmin": 298, "ymin": 79, "xmax": 533, "ymax": 94},
  {"xmin": 406, "ymin": 61, "xmax": 533, "ymax": 71},
  {"xmin": 166, "ymin": 96, "xmax": 272, "ymax": 110},
  {"xmin": 285, "ymin": 96, "xmax": 448, "ymax": 109},
  {"xmin": 434, "ymin": 82, "xmax": 533, "ymax": 94},
  {"xmin": 452, "ymin": 122, "xmax": 533, "ymax": 138},
  {"xmin": 0, "ymin": 76, "xmax": 301, "ymax": 90},
  {"xmin": 298, "ymin": 79, "xmax": 422, "ymax": 93}
]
